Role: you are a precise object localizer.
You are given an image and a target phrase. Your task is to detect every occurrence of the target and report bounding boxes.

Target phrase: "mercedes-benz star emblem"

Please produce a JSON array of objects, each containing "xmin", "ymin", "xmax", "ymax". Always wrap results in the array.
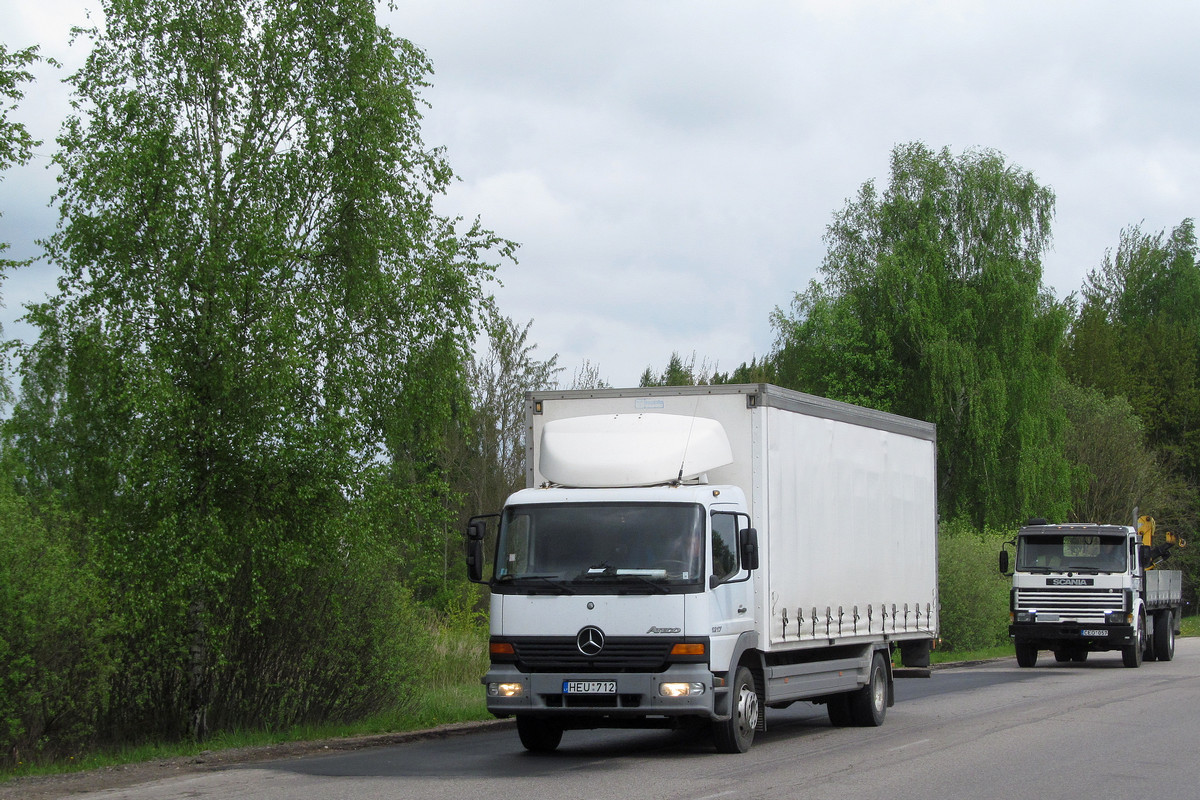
[{"xmin": 576, "ymin": 626, "xmax": 605, "ymax": 656}]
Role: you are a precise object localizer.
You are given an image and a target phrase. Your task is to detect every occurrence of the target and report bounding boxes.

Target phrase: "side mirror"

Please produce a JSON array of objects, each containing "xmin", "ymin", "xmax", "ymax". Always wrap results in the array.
[
  {"xmin": 739, "ymin": 528, "xmax": 760, "ymax": 572},
  {"xmin": 465, "ymin": 514, "xmax": 498, "ymax": 584},
  {"xmin": 999, "ymin": 550, "xmax": 1010, "ymax": 575},
  {"xmin": 466, "ymin": 539, "xmax": 485, "ymax": 583}
]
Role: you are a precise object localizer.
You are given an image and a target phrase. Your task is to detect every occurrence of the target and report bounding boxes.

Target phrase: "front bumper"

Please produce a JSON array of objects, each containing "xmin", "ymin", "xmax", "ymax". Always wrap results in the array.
[
  {"xmin": 1009, "ymin": 622, "xmax": 1135, "ymax": 649},
  {"xmin": 483, "ymin": 663, "xmax": 718, "ymax": 721}
]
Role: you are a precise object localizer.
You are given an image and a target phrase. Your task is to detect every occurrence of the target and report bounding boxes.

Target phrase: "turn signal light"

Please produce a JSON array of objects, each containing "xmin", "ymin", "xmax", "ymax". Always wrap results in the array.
[
  {"xmin": 670, "ymin": 642, "xmax": 705, "ymax": 656},
  {"xmin": 489, "ymin": 641, "xmax": 515, "ymax": 655}
]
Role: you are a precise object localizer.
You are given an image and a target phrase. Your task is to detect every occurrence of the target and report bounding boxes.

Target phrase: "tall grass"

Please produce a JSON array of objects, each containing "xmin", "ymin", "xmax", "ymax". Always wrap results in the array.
[{"xmin": 0, "ymin": 615, "xmax": 493, "ymax": 781}]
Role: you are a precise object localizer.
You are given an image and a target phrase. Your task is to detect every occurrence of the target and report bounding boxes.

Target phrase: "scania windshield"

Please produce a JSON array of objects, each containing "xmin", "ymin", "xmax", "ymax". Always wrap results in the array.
[
  {"xmin": 1016, "ymin": 533, "xmax": 1128, "ymax": 573},
  {"xmin": 492, "ymin": 502, "xmax": 704, "ymax": 594}
]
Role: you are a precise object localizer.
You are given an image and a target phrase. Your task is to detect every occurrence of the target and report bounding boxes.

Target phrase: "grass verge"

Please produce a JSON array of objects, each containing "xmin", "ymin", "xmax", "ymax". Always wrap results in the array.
[{"xmin": 7, "ymin": 615, "xmax": 1199, "ymax": 782}]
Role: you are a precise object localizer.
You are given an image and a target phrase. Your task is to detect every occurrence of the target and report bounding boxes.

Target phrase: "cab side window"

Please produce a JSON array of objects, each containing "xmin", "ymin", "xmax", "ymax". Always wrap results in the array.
[{"xmin": 711, "ymin": 512, "xmax": 739, "ymax": 582}]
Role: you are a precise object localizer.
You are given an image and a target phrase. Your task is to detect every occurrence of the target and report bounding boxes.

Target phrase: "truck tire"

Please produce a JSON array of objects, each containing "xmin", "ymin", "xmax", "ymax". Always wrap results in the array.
[
  {"xmin": 713, "ymin": 666, "xmax": 759, "ymax": 753},
  {"xmin": 1015, "ymin": 642, "xmax": 1038, "ymax": 668},
  {"xmin": 847, "ymin": 652, "xmax": 888, "ymax": 726},
  {"xmin": 1154, "ymin": 611, "xmax": 1175, "ymax": 662},
  {"xmin": 826, "ymin": 695, "xmax": 852, "ymax": 727},
  {"xmin": 1122, "ymin": 614, "xmax": 1145, "ymax": 668},
  {"xmin": 516, "ymin": 716, "xmax": 563, "ymax": 753}
]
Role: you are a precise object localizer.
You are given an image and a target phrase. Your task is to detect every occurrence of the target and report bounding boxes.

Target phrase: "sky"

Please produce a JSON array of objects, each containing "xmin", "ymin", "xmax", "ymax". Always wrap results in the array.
[{"xmin": 1, "ymin": 1, "xmax": 1198, "ymax": 388}]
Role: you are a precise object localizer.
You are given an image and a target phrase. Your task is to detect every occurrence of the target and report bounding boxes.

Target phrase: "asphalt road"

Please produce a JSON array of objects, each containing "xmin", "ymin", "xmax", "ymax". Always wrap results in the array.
[{"xmin": 17, "ymin": 638, "xmax": 1200, "ymax": 800}]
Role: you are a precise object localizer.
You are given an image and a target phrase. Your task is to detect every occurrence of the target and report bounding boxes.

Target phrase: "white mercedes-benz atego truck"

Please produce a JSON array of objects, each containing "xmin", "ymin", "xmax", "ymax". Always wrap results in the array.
[{"xmin": 466, "ymin": 384, "xmax": 939, "ymax": 753}]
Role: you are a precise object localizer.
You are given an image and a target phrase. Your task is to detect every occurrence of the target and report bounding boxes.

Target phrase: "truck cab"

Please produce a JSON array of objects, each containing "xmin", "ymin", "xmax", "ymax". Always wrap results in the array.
[
  {"xmin": 1002, "ymin": 519, "xmax": 1182, "ymax": 668},
  {"xmin": 469, "ymin": 483, "xmax": 758, "ymax": 752}
]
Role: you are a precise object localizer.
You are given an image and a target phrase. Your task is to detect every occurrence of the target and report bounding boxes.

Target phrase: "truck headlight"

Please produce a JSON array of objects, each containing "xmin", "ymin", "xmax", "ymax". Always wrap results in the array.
[
  {"xmin": 659, "ymin": 682, "xmax": 706, "ymax": 697},
  {"xmin": 1105, "ymin": 611, "xmax": 1131, "ymax": 625},
  {"xmin": 488, "ymin": 682, "xmax": 524, "ymax": 697},
  {"xmin": 1015, "ymin": 611, "xmax": 1034, "ymax": 623}
]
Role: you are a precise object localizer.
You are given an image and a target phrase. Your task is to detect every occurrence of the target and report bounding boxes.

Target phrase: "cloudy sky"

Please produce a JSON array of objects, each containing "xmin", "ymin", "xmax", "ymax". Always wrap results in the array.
[{"xmin": 2, "ymin": 1, "xmax": 1198, "ymax": 387}]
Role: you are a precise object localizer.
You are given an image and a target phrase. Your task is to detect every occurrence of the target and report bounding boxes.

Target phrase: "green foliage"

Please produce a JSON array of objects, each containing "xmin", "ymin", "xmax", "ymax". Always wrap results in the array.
[
  {"xmin": 937, "ymin": 520, "xmax": 1012, "ymax": 652},
  {"xmin": 639, "ymin": 351, "xmax": 716, "ymax": 387},
  {"xmin": 1065, "ymin": 220, "xmax": 1200, "ymax": 491},
  {"xmin": 773, "ymin": 143, "xmax": 1073, "ymax": 528},
  {"xmin": 0, "ymin": 42, "xmax": 40, "ymax": 178},
  {"xmin": 452, "ymin": 315, "xmax": 560, "ymax": 518},
  {"xmin": 8, "ymin": 0, "xmax": 509, "ymax": 745},
  {"xmin": 711, "ymin": 356, "xmax": 774, "ymax": 385},
  {"xmin": 0, "ymin": 458, "xmax": 112, "ymax": 765},
  {"xmin": 1058, "ymin": 381, "xmax": 1183, "ymax": 524}
]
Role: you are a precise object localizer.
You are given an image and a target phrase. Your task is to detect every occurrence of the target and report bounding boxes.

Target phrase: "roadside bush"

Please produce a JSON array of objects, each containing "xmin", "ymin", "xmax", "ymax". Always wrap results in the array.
[
  {"xmin": 0, "ymin": 480, "xmax": 112, "ymax": 765},
  {"xmin": 938, "ymin": 520, "xmax": 1012, "ymax": 652}
]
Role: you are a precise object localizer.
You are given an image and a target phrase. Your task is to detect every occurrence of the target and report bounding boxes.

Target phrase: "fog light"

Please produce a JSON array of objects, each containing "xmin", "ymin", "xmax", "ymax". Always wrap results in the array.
[
  {"xmin": 488, "ymin": 682, "xmax": 524, "ymax": 697},
  {"xmin": 659, "ymin": 682, "xmax": 705, "ymax": 697}
]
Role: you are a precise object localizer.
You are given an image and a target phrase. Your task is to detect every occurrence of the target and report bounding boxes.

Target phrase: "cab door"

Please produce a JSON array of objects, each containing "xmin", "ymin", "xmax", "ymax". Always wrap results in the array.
[{"xmin": 708, "ymin": 506, "xmax": 756, "ymax": 669}]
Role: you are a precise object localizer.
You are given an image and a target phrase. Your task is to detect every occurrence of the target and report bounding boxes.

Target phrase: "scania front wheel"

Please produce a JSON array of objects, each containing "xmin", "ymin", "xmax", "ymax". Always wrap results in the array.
[
  {"xmin": 1122, "ymin": 614, "xmax": 1145, "ymax": 668},
  {"xmin": 1015, "ymin": 642, "xmax": 1038, "ymax": 668}
]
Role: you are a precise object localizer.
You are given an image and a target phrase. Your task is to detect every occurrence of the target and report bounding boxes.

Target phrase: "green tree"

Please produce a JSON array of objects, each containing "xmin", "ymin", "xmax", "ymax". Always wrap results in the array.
[
  {"xmin": 1058, "ymin": 381, "xmax": 1182, "ymax": 525},
  {"xmin": 1065, "ymin": 221, "xmax": 1200, "ymax": 484},
  {"xmin": 1, "ymin": 42, "xmax": 46, "ymax": 401},
  {"xmin": 11, "ymin": 0, "xmax": 509, "ymax": 741},
  {"xmin": 569, "ymin": 358, "xmax": 610, "ymax": 390},
  {"xmin": 449, "ymin": 315, "xmax": 560, "ymax": 524},
  {"xmin": 773, "ymin": 143, "xmax": 1073, "ymax": 527},
  {"xmin": 639, "ymin": 351, "xmax": 715, "ymax": 387}
]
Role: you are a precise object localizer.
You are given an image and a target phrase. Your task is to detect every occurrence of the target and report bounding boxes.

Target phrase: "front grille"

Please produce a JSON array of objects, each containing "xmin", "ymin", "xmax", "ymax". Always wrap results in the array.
[
  {"xmin": 511, "ymin": 637, "xmax": 673, "ymax": 672},
  {"xmin": 541, "ymin": 694, "xmax": 644, "ymax": 708},
  {"xmin": 1014, "ymin": 588, "xmax": 1124, "ymax": 623}
]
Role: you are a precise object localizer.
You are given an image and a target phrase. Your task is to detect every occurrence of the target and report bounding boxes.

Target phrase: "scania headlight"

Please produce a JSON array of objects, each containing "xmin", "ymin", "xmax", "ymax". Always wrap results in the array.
[
  {"xmin": 659, "ymin": 682, "xmax": 706, "ymax": 697},
  {"xmin": 1015, "ymin": 611, "xmax": 1035, "ymax": 623},
  {"xmin": 488, "ymin": 682, "xmax": 524, "ymax": 697}
]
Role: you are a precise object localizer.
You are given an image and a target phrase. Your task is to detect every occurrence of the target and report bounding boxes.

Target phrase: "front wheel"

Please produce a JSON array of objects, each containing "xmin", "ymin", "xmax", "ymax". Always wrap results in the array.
[
  {"xmin": 1122, "ymin": 614, "xmax": 1145, "ymax": 668},
  {"xmin": 713, "ymin": 665, "xmax": 759, "ymax": 753},
  {"xmin": 1015, "ymin": 642, "xmax": 1038, "ymax": 668},
  {"xmin": 516, "ymin": 716, "xmax": 563, "ymax": 753}
]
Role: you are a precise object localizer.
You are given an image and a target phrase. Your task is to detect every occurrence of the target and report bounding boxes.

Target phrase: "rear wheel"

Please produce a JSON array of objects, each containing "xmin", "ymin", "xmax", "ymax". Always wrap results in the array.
[
  {"xmin": 1015, "ymin": 642, "xmax": 1038, "ymax": 668},
  {"xmin": 516, "ymin": 716, "xmax": 563, "ymax": 753},
  {"xmin": 713, "ymin": 666, "xmax": 759, "ymax": 753},
  {"xmin": 826, "ymin": 694, "xmax": 852, "ymax": 727},
  {"xmin": 1154, "ymin": 611, "xmax": 1175, "ymax": 662},
  {"xmin": 847, "ymin": 652, "xmax": 889, "ymax": 726}
]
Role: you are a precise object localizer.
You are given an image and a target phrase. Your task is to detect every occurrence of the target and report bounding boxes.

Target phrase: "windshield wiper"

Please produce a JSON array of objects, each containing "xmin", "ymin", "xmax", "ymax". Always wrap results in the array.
[
  {"xmin": 615, "ymin": 573, "xmax": 670, "ymax": 594},
  {"xmin": 498, "ymin": 574, "xmax": 574, "ymax": 595},
  {"xmin": 571, "ymin": 565, "xmax": 671, "ymax": 594}
]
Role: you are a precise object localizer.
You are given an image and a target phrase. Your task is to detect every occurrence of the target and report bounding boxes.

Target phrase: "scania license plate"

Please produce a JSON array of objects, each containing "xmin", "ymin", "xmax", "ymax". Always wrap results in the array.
[
  {"xmin": 563, "ymin": 680, "xmax": 616, "ymax": 694},
  {"xmin": 1081, "ymin": 629, "xmax": 1108, "ymax": 637}
]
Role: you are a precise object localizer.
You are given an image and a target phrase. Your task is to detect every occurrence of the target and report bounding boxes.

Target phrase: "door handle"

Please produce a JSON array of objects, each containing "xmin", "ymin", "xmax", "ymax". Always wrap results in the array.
[{"xmin": 737, "ymin": 606, "xmax": 747, "ymax": 614}]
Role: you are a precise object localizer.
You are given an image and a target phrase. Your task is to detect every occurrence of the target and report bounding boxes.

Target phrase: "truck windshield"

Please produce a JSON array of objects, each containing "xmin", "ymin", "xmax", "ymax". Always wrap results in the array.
[
  {"xmin": 493, "ymin": 502, "xmax": 705, "ymax": 594},
  {"xmin": 1016, "ymin": 534, "xmax": 1127, "ymax": 573}
]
